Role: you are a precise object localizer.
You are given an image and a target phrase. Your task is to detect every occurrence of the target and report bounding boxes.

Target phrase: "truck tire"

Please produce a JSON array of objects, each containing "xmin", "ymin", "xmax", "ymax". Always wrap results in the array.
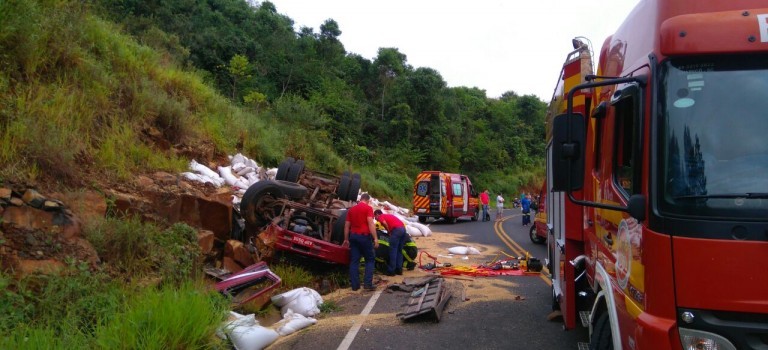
[
  {"xmin": 331, "ymin": 210, "xmax": 347, "ymax": 244},
  {"xmin": 589, "ymin": 313, "xmax": 613, "ymax": 350},
  {"xmin": 276, "ymin": 158, "xmax": 294, "ymax": 181},
  {"xmin": 286, "ymin": 160, "xmax": 305, "ymax": 183},
  {"xmin": 274, "ymin": 180, "xmax": 308, "ymax": 200},
  {"xmin": 446, "ymin": 216, "xmax": 457, "ymax": 224},
  {"xmin": 529, "ymin": 225, "xmax": 545, "ymax": 244},
  {"xmin": 337, "ymin": 175, "xmax": 351, "ymax": 199},
  {"xmin": 346, "ymin": 177, "xmax": 361, "ymax": 201},
  {"xmin": 471, "ymin": 208, "xmax": 479, "ymax": 221},
  {"xmin": 240, "ymin": 181, "xmax": 285, "ymax": 235},
  {"xmin": 418, "ymin": 216, "xmax": 427, "ymax": 223}
]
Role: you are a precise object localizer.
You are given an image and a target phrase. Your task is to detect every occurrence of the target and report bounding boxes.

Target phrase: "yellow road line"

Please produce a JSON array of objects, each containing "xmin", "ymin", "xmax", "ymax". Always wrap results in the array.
[{"xmin": 493, "ymin": 216, "xmax": 552, "ymax": 286}]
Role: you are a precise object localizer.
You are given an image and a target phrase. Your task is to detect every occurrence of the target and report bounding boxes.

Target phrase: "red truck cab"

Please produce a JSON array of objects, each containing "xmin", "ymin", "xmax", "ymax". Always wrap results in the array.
[{"xmin": 546, "ymin": 1, "xmax": 768, "ymax": 349}]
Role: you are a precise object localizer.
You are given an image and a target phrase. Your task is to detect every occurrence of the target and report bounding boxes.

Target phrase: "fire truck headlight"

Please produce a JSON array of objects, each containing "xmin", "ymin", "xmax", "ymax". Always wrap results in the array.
[{"xmin": 679, "ymin": 328, "xmax": 736, "ymax": 350}]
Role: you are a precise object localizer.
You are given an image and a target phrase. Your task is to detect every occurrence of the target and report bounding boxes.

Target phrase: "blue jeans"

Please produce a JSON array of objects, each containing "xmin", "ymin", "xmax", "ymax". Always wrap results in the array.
[
  {"xmin": 387, "ymin": 227, "xmax": 406, "ymax": 274},
  {"xmin": 349, "ymin": 233, "xmax": 375, "ymax": 289},
  {"xmin": 482, "ymin": 204, "xmax": 490, "ymax": 221}
]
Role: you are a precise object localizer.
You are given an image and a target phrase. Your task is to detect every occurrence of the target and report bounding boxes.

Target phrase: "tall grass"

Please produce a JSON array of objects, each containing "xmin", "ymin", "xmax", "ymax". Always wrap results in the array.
[
  {"xmin": 84, "ymin": 217, "xmax": 200, "ymax": 284},
  {"xmin": 94, "ymin": 282, "xmax": 229, "ymax": 350},
  {"xmin": 0, "ymin": 269, "xmax": 229, "ymax": 350}
]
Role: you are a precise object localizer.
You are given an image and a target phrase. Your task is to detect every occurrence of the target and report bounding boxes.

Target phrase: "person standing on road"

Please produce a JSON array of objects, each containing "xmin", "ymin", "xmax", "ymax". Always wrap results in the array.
[
  {"xmin": 521, "ymin": 194, "xmax": 532, "ymax": 226},
  {"xmin": 343, "ymin": 193, "xmax": 379, "ymax": 291},
  {"xmin": 374, "ymin": 209, "xmax": 406, "ymax": 276},
  {"xmin": 480, "ymin": 189, "xmax": 490, "ymax": 222},
  {"xmin": 495, "ymin": 192, "xmax": 505, "ymax": 221}
]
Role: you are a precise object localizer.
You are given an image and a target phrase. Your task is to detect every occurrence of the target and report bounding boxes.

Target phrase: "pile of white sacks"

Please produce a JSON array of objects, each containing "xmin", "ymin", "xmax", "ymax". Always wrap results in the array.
[
  {"xmin": 217, "ymin": 287, "xmax": 323, "ymax": 350},
  {"xmin": 180, "ymin": 153, "xmax": 432, "ymax": 237}
]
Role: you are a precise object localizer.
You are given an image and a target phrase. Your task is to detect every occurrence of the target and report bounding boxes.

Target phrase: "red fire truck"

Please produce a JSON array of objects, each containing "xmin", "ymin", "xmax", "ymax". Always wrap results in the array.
[{"xmin": 546, "ymin": 1, "xmax": 768, "ymax": 349}]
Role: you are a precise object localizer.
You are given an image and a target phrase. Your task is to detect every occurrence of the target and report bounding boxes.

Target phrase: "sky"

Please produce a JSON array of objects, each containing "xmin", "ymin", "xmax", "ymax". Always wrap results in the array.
[{"xmin": 263, "ymin": 0, "xmax": 640, "ymax": 102}]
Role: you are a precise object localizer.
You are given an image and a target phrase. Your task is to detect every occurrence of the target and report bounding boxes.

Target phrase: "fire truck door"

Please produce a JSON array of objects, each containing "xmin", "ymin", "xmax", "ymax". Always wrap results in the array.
[
  {"xmin": 547, "ymin": 144, "xmax": 568, "ymax": 312},
  {"xmin": 461, "ymin": 179, "xmax": 468, "ymax": 214}
]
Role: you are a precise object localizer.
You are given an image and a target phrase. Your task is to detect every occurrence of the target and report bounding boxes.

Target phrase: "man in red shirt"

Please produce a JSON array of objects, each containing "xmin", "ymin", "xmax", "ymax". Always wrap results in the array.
[
  {"xmin": 374, "ymin": 209, "xmax": 406, "ymax": 276},
  {"xmin": 343, "ymin": 193, "xmax": 379, "ymax": 291},
  {"xmin": 480, "ymin": 189, "xmax": 490, "ymax": 222}
]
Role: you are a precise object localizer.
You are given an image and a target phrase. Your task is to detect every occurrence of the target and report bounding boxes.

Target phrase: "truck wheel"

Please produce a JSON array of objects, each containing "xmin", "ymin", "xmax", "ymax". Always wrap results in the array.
[
  {"xmin": 446, "ymin": 217, "xmax": 457, "ymax": 224},
  {"xmin": 331, "ymin": 211, "xmax": 347, "ymax": 244},
  {"xmin": 529, "ymin": 225, "xmax": 545, "ymax": 244},
  {"xmin": 471, "ymin": 209, "xmax": 479, "ymax": 221},
  {"xmin": 337, "ymin": 175, "xmax": 351, "ymax": 199},
  {"xmin": 589, "ymin": 313, "xmax": 613, "ymax": 350},
  {"xmin": 240, "ymin": 181, "xmax": 285, "ymax": 236},
  {"xmin": 276, "ymin": 158, "xmax": 294, "ymax": 181},
  {"xmin": 274, "ymin": 180, "xmax": 308, "ymax": 200},
  {"xmin": 286, "ymin": 160, "xmax": 305, "ymax": 183},
  {"xmin": 346, "ymin": 177, "xmax": 361, "ymax": 201},
  {"xmin": 418, "ymin": 216, "xmax": 427, "ymax": 223}
]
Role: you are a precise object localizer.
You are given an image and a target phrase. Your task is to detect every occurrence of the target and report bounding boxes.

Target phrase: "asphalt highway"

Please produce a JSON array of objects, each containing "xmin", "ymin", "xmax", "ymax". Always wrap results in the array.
[{"xmin": 269, "ymin": 212, "xmax": 589, "ymax": 350}]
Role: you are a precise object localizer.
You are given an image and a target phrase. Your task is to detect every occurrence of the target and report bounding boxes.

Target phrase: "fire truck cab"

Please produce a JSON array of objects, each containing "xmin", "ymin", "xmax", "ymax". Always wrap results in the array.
[{"xmin": 546, "ymin": 1, "xmax": 768, "ymax": 349}]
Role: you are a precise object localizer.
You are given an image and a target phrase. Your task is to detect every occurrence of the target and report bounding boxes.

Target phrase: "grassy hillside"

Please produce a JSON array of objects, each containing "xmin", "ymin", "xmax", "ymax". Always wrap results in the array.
[{"xmin": 0, "ymin": 0, "xmax": 317, "ymax": 187}]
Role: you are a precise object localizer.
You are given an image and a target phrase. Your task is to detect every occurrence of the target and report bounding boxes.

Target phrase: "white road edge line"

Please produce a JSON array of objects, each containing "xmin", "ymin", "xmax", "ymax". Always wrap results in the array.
[{"xmin": 336, "ymin": 289, "xmax": 383, "ymax": 350}]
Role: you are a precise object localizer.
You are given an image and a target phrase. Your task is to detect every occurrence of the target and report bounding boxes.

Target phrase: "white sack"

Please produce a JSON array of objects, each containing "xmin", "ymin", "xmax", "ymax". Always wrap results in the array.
[
  {"xmin": 236, "ymin": 166, "xmax": 255, "ymax": 176},
  {"xmin": 271, "ymin": 287, "xmax": 323, "ymax": 317},
  {"xmin": 231, "ymin": 153, "xmax": 246, "ymax": 166},
  {"xmin": 272, "ymin": 309, "xmax": 317, "ymax": 336},
  {"xmin": 408, "ymin": 221, "xmax": 432, "ymax": 237},
  {"xmin": 406, "ymin": 225, "xmax": 422, "ymax": 237},
  {"xmin": 229, "ymin": 325, "xmax": 279, "ymax": 350},
  {"xmin": 266, "ymin": 168, "xmax": 277, "ymax": 180},
  {"xmin": 447, "ymin": 246, "xmax": 481, "ymax": 255},
  {"xmin": 232, "ymin": 161, "xmax": 247, "ymax": 173},
  {"xmin": 181, "ymin": 172, "xmax": 204, "ymax": 182},
  {"xmin": 190, "ymin": 159, "xmax": 221, "ymax": 181}
]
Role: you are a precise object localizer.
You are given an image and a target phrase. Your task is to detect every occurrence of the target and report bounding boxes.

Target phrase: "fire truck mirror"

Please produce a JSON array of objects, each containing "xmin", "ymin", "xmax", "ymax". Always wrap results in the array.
[
  {"xmin": 551, "ymin": 113, "xmax": 585, "ymax": 192},
  {"xmin": 627, "ymin": 194, "xmax": 646, "ymax": 221}
]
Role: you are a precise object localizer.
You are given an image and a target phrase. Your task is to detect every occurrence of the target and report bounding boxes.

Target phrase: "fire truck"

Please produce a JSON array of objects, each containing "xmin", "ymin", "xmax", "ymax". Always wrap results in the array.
[
  {"xmin": 413, "ymin": 171, "xmax": 480, "ymax": 223},
  {"xmin": 546, "ymin": 1, "xmax": 768, "ymax": 349}
]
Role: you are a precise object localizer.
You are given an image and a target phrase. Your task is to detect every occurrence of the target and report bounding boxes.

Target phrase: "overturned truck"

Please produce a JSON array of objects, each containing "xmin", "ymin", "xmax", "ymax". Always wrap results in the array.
[{"xmin": 237, "ymin": 158, "xmax": 361, "ymax": 265}]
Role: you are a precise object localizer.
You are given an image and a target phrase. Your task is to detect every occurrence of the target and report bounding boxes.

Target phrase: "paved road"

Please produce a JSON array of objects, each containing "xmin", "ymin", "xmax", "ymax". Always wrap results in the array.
[{"xmin": 269, "ymin": 212, "xmax": 588, "ymax": 350}]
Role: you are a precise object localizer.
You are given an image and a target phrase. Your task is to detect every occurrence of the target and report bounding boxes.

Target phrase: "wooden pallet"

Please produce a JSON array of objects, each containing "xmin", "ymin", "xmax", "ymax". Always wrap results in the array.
[{"xmin": 397, "ymin": 278, "xmax": 452, "ymax": 322}]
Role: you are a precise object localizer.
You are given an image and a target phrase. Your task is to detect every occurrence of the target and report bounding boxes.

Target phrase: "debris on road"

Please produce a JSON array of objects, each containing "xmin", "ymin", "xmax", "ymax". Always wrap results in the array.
[{"xmin": 396, "ymin": 277, "xmax": 452, "ymax": 322}]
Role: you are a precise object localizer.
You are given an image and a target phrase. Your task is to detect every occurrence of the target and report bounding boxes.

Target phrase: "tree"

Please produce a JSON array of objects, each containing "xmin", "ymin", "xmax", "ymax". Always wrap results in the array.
[{"xmin": 228, "ymin": 54, "xmax": 250, "ymax": 99}]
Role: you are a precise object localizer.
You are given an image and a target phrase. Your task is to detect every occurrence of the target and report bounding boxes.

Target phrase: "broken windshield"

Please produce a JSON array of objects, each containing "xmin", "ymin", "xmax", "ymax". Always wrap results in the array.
[{"xmin": 659, "ymin": 55, "xmax": 768, "ymax": 219}]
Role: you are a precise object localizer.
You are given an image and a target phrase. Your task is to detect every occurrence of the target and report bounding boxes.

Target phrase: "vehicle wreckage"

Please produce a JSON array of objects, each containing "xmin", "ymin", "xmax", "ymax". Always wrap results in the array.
[{"xmin": 235, "ymin": 157, "xmax": 360, "ymax": 265}]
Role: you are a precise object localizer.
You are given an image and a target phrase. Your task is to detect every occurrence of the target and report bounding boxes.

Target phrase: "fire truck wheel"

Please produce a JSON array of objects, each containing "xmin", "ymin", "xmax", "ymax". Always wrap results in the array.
[
  {"xmin": 446, "ymin": 217, "xmax": 457, "ymax": 224},
  {"xmin": 590, "ymin": 313, "xmax": 613, "ymax": 350},
  {"xmin": 345, "ymin": 177, "xmax": 361, "ymax": 201},
  {"xmin": 529, "ymin": 225, "xmax": 545, "ymax": 244},
  {"xmin": 276, "ymin": 158, "xmax": 294, "ymax": 181},
  {"xmin": 274, "ymin": 180, "xmax": 308, "ymax": 199},
  {"xmin": 240, "ymin": 181, "xmax": 285, "ymax": 235},
  {"xmin": 418, "ymin": 216, "xmax": 427, "ymax": 223},
  {"xmin": 337, "ymin": 175, "xmax": 351, "ymax": 199},
  {"xmin": 331, "ymin": 211, "xmax": 347, "ymax": 244},
  {"xmin": 471, "ymin": 209, "xmax": 479, "ymax": 221},
  {"xmin": 286, "ymin": 160, "xmax": 305, "ymax": 182}
]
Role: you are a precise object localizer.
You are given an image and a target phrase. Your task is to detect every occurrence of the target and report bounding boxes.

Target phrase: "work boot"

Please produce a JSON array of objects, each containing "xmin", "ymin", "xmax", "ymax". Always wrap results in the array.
[
  {"xmin": 395, "ymin": 269, "xmax": 403, "ymax": 275},
  {"xmin": 363, "ymin": 285, "xmax": 376, "ymax": 291}
]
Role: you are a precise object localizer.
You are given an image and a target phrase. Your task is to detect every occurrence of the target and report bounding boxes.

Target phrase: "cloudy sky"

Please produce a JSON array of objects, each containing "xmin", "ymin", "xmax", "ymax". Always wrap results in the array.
[{"xmin": 263, "ymin": 0, "xmax": 640, "ymax": 101}]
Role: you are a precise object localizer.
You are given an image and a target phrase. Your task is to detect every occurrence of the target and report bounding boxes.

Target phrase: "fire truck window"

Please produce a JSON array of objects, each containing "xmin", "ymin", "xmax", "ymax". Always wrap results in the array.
[
  {"xmin": 614, "ymin": 95, "xmax": 637, "ymax": 195},
  {"xmin": 452, "ymin": 184, "xmax": 462, "ymax": 196}
]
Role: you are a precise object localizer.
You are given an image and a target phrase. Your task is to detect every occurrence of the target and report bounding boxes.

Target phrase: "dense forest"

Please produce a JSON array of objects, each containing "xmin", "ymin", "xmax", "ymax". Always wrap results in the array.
[{"xmin": 1, "ymin": 0, "xmax": 546, "ymax": 204}]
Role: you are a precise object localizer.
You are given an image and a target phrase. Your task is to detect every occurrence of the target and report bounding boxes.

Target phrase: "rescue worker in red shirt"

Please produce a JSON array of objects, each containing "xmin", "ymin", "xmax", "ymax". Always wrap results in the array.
[
  {"xmin": 479, "ymin": 189, "xmax": 490, "ymax": 222},
  {"xmin": 374, "ymin": 209, "xmax": 406, "ymax": 276},
  {"xmin": 343, "ymin": 193, "xmax": 379, "ymax": 291}
]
